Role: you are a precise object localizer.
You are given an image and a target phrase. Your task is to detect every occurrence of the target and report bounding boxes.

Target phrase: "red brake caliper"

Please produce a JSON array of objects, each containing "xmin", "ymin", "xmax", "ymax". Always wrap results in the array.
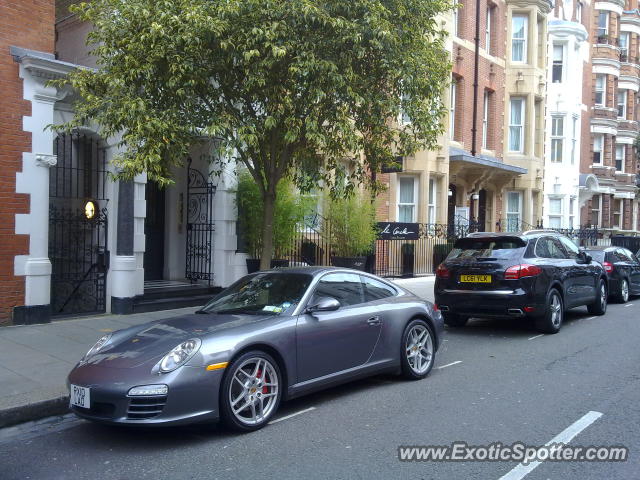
[{"xmin": 257, "ymin": 369, "xmax": 268, "ymax": 393}]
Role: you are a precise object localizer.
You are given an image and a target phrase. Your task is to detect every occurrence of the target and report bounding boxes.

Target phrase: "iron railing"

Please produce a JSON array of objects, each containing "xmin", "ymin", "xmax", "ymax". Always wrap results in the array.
[{"xmin": 185, "ymin": 160, "xmax": 216, "ymax": 285}]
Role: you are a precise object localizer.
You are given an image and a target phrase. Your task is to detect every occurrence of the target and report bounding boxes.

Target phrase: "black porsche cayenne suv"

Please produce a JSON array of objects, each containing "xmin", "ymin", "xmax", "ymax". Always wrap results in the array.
[{"xmin": 434, "ymin": 231, "xmax": 608, "ymax": 333}]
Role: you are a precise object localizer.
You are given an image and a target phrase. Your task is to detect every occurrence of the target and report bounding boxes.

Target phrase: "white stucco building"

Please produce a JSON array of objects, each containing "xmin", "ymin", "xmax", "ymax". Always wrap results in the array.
[{"xmin": 543, "ymin": 17, "xmax": 589, "ymax": 229}]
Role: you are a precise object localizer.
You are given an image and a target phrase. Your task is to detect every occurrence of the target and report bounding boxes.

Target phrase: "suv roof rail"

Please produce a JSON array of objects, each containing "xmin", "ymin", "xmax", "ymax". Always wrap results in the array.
[
  {"xmin": 466, "ymin": 231, "xmax": 496, "ymax": 237},
  {"xmin": 522, "ymin": 229, "xmax": 560, "ymax": 235}
]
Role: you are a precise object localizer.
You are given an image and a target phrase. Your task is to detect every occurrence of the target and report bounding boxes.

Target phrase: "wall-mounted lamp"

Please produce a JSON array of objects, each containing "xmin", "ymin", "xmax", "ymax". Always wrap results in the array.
[
  {"xmin": 448, "ymin": 189, "xmax": 453, "ymax": 197},
  {"xmin": 471, "ymin": 193, "xmax": 480, "ymax": 200}
]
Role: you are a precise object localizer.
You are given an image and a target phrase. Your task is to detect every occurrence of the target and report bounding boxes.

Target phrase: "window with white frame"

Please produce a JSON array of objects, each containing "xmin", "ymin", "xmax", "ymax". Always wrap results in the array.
[
  {"xmin": 482, "ymin": 91, "xmax": 490, "ymax": 149},
  {"xmin": 595, "ymin": 75, "xmax": 606, "ymax": 106},
  {"xmin": 596, "ymin": 11, "xmax": 609, "ymax": 39},
  {"xmin": 620, "ymin": 32, "xmax": 630, "ymax": 60},
  {"xmin": 613, "ymin": 199, "xmax": 623, "ymax": 228},
  {"xmin": 569, "ymin": 197, "xmax": 575, "ymax": 228},
  {"xmin": 615, "ymin": 144, "xmax": 625, "ymax": 172},
  {"xmin": 449, "ymin": 78, "xmax": 457, "ymax": 139},
  {"xmin": 593, "ymin": 134, "xmax": 604, "ymax": 164},
  {"xmin": 506, "ymin": 191, "xmax": 523, "ymax": 232},
  {"xmin": 552, "ymin": 44, "xmax": 564, "ymax": 83},
  {"xmin": 571, "ymin": 116, "xmax": 577, "ymax": 164},
  {"xmin": 427, "ymin": 177, "xmax": 437, "ymax": 224},
  {"xmin": 548, "ymin": 198, "xmax": 562, "ymax": 228},
  {"xmin": 485, "ymin": 7, "xmax": 492, "ymax": 53},
  {"xmin": 509, "ymin": 97, "xmax": 525, "ymax": 152},
  {"xmin": 511, "ymin": 15, "xmax": 527, "ymax": 62},
  {"xmin": 576, "ymin": 2, "xmax": 582, "ymax": 23},
  {"xmin": 591, "ymin": 194, "xmax": 601, "ymax": 227},
  {"xmin": 617, "ymin": 90, "xmax": 627, "ymax": 119},
  {"xmin": 551, "ymin": 116, "xmax": 564, "ymax": 163},
  {"xmin": 398, "ymin": 176, "xmax": 417, "ymax": 222}
]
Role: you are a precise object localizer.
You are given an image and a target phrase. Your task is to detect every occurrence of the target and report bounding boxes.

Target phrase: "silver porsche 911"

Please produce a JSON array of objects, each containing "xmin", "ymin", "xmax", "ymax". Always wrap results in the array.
[{"xmin": 68, "ymin": 267, "xmax": 443, "ymax": 431}]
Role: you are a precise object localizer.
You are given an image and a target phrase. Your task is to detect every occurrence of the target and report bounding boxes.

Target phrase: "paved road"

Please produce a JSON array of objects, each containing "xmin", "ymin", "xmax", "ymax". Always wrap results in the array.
[{"xmin": 1, "ymin": 296, "xmax": 639, "ymax": 480}]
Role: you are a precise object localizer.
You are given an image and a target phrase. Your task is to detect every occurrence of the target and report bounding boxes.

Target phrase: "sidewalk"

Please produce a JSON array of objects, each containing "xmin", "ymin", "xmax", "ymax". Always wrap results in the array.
[{"xmin": 0, "ymin": 276, "xmax": 434, "ymax": 428}]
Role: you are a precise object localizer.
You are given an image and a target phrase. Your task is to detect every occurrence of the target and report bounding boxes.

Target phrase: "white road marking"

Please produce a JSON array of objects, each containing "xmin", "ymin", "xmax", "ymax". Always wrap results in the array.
[
  {"xmin": 269, "ymin": 406, "xmax": 316, "ymax": 424},
  {"xmin": 498, "ymin": 410, "xmax": 603, "ymax": 480},
  {"xmin": 624, "ymin": 303, "xmax": 634, "ymax": 307},
  {"xmin": 436, "ymin": 360, "xmax": 462, "ymax": 369},
  {"xmin": 527, "ymin": 334, "xmax": 544, "ymax": 341},
  {"xmin": 586, "ymin": 316, "xmax": 597, "ymax": 320}
]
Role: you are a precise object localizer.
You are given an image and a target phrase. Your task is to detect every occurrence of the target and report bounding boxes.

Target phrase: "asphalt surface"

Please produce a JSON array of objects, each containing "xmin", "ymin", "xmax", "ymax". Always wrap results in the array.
[{"xmin": 1, "ymin": 296, "xmax": 639, "ymax": 480}]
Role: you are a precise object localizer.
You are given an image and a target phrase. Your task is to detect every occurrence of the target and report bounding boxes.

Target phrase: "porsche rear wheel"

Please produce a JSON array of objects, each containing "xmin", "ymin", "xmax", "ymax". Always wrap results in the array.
[
  {"xmin": 400, "ymin": 319, "xmax": 435, "ymax": 380},
  {"xmin": 220, "ymin": 351, "xmax": 282, "ymax": 432}
]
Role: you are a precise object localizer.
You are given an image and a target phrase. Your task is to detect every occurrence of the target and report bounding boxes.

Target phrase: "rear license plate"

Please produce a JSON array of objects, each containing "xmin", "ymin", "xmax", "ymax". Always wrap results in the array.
[
  {"xmin": 70, "ymin": 384, "xmax": 90, "ymax": 409},
  {"xmin": 460, "ymin": 274, "xmax": 492, "ymax": 283}
]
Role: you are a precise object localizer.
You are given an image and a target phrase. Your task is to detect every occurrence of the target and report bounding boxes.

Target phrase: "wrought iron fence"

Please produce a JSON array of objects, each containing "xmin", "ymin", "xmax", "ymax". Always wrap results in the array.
[
  {"xmin": 49, "ymin": 132, "xmax": 109, "ymax": 317},
  {"xmin": 49, "ymin": 206, "xmax": 108, "ymax": 315},
  {"xmin": 251, "ymin": 218, "xmax": 615, "ymax": 278},
  {"xmin": 185, "ymin": 160, "xmax": 216, "ymax": 285}
]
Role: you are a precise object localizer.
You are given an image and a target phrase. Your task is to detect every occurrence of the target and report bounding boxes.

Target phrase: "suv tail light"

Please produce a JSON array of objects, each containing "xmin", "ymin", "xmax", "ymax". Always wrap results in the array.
[
  {"xmin": 603, "ymin": 261, "xmax": 614, "ymax": 273},
  {"xmin": 436, "ymin": 264, "xmax": 450, "ymax": 279},
  {"xmin": 504, "ymin": 264, "xmax": 542, "ymax": 280}
]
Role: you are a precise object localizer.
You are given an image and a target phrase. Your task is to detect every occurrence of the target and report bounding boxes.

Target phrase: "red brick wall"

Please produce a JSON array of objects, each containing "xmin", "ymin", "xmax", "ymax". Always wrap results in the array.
[
  {"xmin": 452, "ymin": 0, "xmax": 506, "ymax": 158},
  {"xmin": 0, "ymin": 0, "xmax": 55, "ymax": 324}
]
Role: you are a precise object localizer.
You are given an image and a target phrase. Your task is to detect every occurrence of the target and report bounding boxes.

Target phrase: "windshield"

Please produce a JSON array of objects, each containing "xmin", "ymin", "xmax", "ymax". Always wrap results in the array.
[
  {"xmin": 201, "ymin": 272, "xmax": 313, "ymax": 315},
  {"xmin": 447, "ymin": 237, "xmax": 525, "ymax": 260}
]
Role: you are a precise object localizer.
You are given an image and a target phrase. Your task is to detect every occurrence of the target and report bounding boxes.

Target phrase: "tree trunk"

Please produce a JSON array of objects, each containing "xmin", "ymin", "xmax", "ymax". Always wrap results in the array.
[{"xmin": 259, "ymin": 188, "xmax": 277, "ymax": 270}]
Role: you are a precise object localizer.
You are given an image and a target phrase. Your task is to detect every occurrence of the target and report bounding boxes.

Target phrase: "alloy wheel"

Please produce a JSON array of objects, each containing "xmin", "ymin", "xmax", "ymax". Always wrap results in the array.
[
  {"xmin": 228, "ymin": 357, "xmax": 279, "ymax": 426},
  {"xmin": 600, "ymin": 283, "xmax": 607, "ymax": 311},
  {"xmin": 550, "ymin": 293, "xmax": 562, "ymax": 328},
  {"xmin": 405, "ymin": 324, "xmax": 434, "ymax": 375},
  {"xmin": 622, "ymin": 280, "xmax": 629, "ymax": 302}
]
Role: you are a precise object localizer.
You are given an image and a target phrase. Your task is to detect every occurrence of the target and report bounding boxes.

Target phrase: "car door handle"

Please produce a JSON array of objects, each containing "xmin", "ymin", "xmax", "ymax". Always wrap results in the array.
[{"xmin": 367, "ymin": 316, "xmax": 381, "ymax": 326}]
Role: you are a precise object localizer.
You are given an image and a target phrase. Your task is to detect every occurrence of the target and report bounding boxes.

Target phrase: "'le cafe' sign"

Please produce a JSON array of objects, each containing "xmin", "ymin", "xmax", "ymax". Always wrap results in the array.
[{"xmin": 377, "ymin": 222, "xmax": 419, "ymax": 240}]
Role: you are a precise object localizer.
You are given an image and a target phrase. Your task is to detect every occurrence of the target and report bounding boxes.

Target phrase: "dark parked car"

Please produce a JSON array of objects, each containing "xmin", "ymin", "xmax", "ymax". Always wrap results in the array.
[
  {"xmin": 584, "ymin": 246, "xmax": 640, "ymax": 303},
  {"xmin": 434, "ymin": 231, "xmax": 608, "ymax": 334},
  {"xmin": 68, "ymin": 267, "xmax": 443, "ymax": 431}
]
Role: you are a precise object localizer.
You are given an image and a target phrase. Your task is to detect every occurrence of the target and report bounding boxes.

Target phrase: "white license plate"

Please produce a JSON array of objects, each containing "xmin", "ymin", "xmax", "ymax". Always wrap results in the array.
[{"xmin": 70, "ymin": 384, "xmax": 90, "ymax": 409}]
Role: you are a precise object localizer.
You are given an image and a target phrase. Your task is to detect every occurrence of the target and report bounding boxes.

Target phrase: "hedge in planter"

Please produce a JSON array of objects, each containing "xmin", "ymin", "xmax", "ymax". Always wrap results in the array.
[
  {"xmin": 323, "ymin": 191, "xmax": 377, "ymax": 271},
  {"xmin": 236, "ymin": 170, "xmax": 311, "ymax": 272}
]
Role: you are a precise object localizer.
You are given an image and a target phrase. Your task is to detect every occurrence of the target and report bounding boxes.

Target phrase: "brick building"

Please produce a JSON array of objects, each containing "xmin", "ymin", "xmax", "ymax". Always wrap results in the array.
[
  {"xmin": 580, "ymin": 0, "xmax": 640, "ymax": 232},
  {"xmin": 0, "ymin": 0, "xmax": 56, "ymax": 325}
]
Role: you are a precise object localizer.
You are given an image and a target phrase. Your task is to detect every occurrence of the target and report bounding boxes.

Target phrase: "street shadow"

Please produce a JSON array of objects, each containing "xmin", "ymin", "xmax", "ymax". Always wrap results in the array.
[{"xmin": 443, "ymin": 306, "xmax": 596, "ymax": 338}]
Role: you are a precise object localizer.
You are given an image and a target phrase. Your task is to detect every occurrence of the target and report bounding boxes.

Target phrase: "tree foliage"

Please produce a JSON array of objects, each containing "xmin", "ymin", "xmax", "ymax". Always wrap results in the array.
[{"xmin": 57, "ymin": 0, "xmax": 451, "ymax": 266}]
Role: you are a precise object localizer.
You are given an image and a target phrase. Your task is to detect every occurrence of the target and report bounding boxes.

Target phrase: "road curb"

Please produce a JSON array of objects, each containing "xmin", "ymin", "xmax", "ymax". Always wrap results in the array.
[{"xmin": 0, "ymin": 396, "xmax": 69, "ymax": 429}]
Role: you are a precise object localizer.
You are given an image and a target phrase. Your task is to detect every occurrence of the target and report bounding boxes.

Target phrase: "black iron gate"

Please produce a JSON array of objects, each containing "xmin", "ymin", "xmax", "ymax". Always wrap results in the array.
[
  {"xmin": 185, "ymin": 160, "xmax": 216, "ymax": 285},
  {"xmin": 49, "ymin": 132, "xmax": 108, "ymax": 316}
]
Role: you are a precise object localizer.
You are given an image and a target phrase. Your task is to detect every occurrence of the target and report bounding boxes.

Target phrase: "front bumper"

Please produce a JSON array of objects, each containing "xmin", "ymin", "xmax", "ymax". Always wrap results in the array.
[
  {"xmin": 67, "ymin": 363, "xmax": 223, "ymax": 426},
  {"xmin": 435, "ymin": 288, "xmax": 545, "ymax": 319}
]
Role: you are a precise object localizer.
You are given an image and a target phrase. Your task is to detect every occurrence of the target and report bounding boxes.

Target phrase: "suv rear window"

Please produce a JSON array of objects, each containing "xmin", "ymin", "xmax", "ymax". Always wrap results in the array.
[
  {"xmin": 587, "ymin": 251, "xmax": 606, "ymax": 263},
  {"xmin": 447, "ymin": 237, "xmax": 526, "ymax": 260}
]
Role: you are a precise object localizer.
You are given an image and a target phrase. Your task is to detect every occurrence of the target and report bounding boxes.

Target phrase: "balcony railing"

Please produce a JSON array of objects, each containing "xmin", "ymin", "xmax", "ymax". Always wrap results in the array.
[
  {"xmin": 596, "ymin": 35, "xmax": 619, "ymax": 46},
  {"xmin": 619, "ymin": 53, "xmax": 640, "ymax": 64}
]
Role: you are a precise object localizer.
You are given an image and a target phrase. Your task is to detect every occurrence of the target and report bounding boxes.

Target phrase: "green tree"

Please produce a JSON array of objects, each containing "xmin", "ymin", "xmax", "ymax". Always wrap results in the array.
[{"xmin": 57, "ymin": 0, "xmax": 451, "ymax": 269}]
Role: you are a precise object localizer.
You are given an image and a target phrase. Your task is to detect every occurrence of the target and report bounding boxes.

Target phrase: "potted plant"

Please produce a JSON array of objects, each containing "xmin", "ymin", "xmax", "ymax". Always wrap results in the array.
[
  {"xmin": 323, "ymin": 190, "xmax": 377, "ymax": 271},
  {"xmin": 236, "ymin": 170, "xmax": 310, "ymax": 273}
]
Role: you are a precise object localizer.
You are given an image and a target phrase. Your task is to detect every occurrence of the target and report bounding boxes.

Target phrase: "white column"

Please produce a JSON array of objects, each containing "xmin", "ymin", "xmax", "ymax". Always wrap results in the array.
[
  {"xmin": 14, "ymin": 69, "xmax": 59, "ymax": 310},
  {"xmin": 210, "ymin": 159, "xmax": 246, "ymax": 287}
]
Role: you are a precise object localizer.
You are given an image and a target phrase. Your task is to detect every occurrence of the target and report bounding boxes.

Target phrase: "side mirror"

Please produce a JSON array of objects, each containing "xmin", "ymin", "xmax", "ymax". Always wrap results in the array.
[
  {"xmin": 306, "ymin": 296, "xmax": 340, "ymax": 313},
  {"xmin": 577, "ymin": 251, "xmax": 592, "ymax": 264}
]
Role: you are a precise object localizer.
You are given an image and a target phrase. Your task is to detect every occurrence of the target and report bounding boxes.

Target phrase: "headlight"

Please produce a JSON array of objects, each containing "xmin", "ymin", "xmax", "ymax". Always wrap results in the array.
[
  {"xmin": 83, "ymin": 333, "xmax": 112, "ymax": 359},
  {"xmin": 159, "ymin": 338, "xmax": 201, "ymax": 373}
]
